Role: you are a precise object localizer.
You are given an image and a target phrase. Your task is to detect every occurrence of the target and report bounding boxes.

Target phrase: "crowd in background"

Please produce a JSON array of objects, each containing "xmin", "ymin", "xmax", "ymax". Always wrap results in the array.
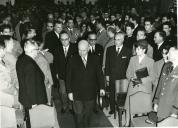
[{"xmin": 0, "ymin": 0, "xmax": 177, "ymax": 127}]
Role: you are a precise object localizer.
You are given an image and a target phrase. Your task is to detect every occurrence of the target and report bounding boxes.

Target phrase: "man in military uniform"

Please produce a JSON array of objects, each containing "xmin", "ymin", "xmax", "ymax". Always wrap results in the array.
[{"xmin": 153, "ymin": 47, "xmax": 178, "ymax": 122}]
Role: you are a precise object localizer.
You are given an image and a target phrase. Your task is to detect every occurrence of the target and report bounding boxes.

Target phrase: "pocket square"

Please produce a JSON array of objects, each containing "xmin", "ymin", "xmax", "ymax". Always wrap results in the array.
[{"xmin": 122, "ymin": 56, "xmax": 127, "ymax": 59}]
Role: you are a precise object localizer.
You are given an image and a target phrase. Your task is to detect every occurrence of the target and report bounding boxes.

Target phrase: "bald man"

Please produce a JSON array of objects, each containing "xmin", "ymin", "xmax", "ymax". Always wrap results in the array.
[
  {"xmin": 66, "ymin": 40, "xmax": 105, "ymax": 128},
  {"xmin": 16, "ymin": 40, "xmax": 47, "ymax": 128}
]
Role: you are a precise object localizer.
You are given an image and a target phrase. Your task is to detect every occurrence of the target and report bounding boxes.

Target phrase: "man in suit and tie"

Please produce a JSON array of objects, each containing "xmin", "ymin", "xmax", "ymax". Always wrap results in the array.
[
  {"xmin": 88, "ymin": 31, "xmax": 104, "ymax": 65},
  {"xmin": 64, "ymin": 18, "xmax": 80, "ymax": 44},
  {"xmin": 96, "ymin": 19, "xmax": 109, "ymax": 48},
  {"xmin": 105, "ymin": 32, "xmax": 132, "ymax": 114},
  {"xmin": 66, "ymin": 40, "xmax": 105, "ymax": 128},
  {"xmin": 44, "ymin": 21, "xmax": 63, "ymax": 88},
  {"xmin": 16, "ymin": 40, "xmax": 47, "ymax": 128},
  {"xmin": 54, "ymin": 31, "xmax": 78, "ymax": 113},
  {"xmin": 87, "ymin": 31, "xmax": 104, "ymax": 112},
  {"xmin": 44, "ymin": 21, "xmax": 63, "ymax": 55},
  {"xmin": 129, "ymin": 14, "xmax": 143, "ymax": 37},
  {"xmin": 153, "ymin": 30, "xmax": 168, "ymax": 61}
]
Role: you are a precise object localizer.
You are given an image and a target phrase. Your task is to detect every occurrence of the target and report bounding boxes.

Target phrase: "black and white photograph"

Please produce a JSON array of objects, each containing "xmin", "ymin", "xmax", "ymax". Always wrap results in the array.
[{"xmin": 0, "ymin": 0, "xmax": 177, "ymax": 127}]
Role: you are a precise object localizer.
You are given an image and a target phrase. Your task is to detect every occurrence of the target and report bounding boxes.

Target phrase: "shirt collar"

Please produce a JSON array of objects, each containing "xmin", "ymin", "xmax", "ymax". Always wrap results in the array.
[
  {"xmin": 54, "ymin": 31, "xmax": 59, "ymax": 38},
  {"xmin": 116, "ymin": 44, "xmax": 123, "ymax": 51},
  {"xmin": 157, "ymin": 42, "xmax": 164, "ymax": 49},
  {"xmin": 82, "ymin": 55, "xmax": 88, "ymax": 61},
  {"xmin": 63, "ymin": 45, "xmax": 69, "ymax": 50},
  {"xmin": 90, "ymin": 45, "xmax": 95, "ymax": 49},
  {"xmin": 99, "ymin": 28, "xmax": 104, "ymax": 33},
  {"xmin": 68, "ymin": 27, "xmax": 73, "ymax": 31}
]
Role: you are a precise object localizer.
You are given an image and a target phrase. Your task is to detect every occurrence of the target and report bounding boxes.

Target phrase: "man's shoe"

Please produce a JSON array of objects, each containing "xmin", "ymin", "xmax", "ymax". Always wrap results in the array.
[{"xmin": 109, "ymin": 110, "xmax": 114, "ymax": 115}]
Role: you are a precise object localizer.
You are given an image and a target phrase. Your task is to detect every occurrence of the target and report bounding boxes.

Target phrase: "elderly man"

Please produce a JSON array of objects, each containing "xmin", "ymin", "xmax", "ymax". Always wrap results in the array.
[
  {"xmin": 66, "ymin": 40, "xmax": 105, "ymax": 128},
  {"xmin": 105, "ymin": 32, "xmax": 132, "ymax": 114},
  {"xmin": 16, "ymin": 40, "xmax": 47, "ymax": 128},
  {"xmin": 54, "ymin": 31, "xmax": 78, "ymax": 113},
  {"xmin": 153, "ymin": 47, "xmax": 178, "ymax": 122}
]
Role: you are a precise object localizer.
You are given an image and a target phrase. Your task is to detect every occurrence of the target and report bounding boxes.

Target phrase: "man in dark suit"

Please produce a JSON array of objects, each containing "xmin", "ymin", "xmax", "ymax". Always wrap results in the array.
[
  {"xmin": 144, "ymin": 17, "xmax": 156, "ymax": 48},
  {"xmin": 88, "ymin": 31, "xmax": 104, "ymax": 65},
  {"xmin": 54, "ymin": 31, "xmax": 78, "ymax": 112},
  {"xmin": 44, "ymin": 21, "xmax": 63, "ymax": 55},
  {"xmin": 66, "ymin": 40, "xmax": 105, "ymax": 128},
  {"xmin": 153, "ymin": 30, "xmax": 168, "ymax": 61},
  {"xmin": 44, "ymin": 21, "xmax": 63, "ymax": 88},
  {"xmin": 105, "ymin": 32, "xmax": 132, "ymax": 114},
  {"xmin": 162, "ymin": 22, "xmax": 177, "ymax": 47},
  {"xmin": 87, "ymin": 31, "xmax": 104, "ymax": 112},
  {"xmin": 130, "ymin": 14, "xmax": 143, "ymax": 37},
  {"xmin": 16, "ymin": 40, "xmax": 47, "ymax": 128}
]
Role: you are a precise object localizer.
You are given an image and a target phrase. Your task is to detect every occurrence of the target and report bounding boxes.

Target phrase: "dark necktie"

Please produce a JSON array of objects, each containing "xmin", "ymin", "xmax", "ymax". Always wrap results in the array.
[
  {"xmin": 64, "ymin": 47, "xmax": 67, "ymax": 57},
  {"xmin": 116, "ymin": 48, "xmax": 120, "ymax": 55},
  {"xmin": 92, "ymin": 46, "xmax": 95, "ymax": 52}
]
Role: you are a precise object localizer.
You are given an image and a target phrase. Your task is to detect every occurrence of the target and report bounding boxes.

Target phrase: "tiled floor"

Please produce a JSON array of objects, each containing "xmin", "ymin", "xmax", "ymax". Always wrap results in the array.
[{"xmin": 102, "ymin": 107, "xmax": 156, "ymax": 127}]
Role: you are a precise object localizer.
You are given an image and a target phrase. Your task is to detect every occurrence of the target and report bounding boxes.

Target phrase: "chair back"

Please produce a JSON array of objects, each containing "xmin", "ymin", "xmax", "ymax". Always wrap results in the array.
[
  {"xmin": 158, "ymin": 117, "xmax": 178, "ymax": 126},
  {"xmin": 29, "ymin": 104, "xmax": 55, "ymax": 128},
  {"xmin": 129, "ymin": 91, "xmax": 152, "ymax": 115},
  {"xmin": 0, "ymin": 92, "xmax": 14, "ymax": 107},
  {"xmin": 0, "ymin": 106, "xmax": 17, "ymax": 128}
]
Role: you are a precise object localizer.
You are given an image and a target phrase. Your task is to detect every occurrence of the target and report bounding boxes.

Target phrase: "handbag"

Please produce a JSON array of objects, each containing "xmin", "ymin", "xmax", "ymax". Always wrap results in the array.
[{"xmin": 135, "ymin": 67, "xmax": 149, "ymax": 79}]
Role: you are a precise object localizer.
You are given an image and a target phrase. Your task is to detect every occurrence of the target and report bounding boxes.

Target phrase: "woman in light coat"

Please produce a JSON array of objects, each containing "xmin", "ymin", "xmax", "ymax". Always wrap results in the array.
[{"xmin": 124, "ymin": 39, "xmax": 155, "ymax": 126}]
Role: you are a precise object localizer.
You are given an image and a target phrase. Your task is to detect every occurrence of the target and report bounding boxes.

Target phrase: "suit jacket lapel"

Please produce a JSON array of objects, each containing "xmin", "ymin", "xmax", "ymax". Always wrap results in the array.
[
  {"xmin": 118, "ymin": 46, "xmax": 124, "ymax": 56},
  {"xmin": 59, "ymin": 45, "xmax": 65, "ymax": 58},
  {"xmin": 79, "ymin": 55, "xmax": 87, "ymax": 69},
  {"xmin": 67, "ymin": 45, "xmax": 72, "ymax": 57}
]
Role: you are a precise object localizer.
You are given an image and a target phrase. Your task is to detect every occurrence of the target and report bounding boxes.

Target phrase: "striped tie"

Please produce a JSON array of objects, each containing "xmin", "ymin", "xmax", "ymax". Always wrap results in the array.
[{"xmin": 82, "ymin": 57, "xmax": 87, "ymax": 67}]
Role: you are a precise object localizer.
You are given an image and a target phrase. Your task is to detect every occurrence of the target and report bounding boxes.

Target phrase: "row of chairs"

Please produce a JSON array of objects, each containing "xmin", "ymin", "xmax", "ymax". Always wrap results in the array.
[
  {"xmin": 1, "ymin": 104, "xmax": 58, "ymax": 128},
  {"xmin": 114, "ymin": 91, "xmax": 178, "ymax": 127}
]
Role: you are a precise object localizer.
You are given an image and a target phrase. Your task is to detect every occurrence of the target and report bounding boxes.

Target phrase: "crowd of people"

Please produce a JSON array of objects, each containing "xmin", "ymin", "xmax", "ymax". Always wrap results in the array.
[{"xmin": 0, "ymin": 0, "xmax": 177, "ymax": 128}]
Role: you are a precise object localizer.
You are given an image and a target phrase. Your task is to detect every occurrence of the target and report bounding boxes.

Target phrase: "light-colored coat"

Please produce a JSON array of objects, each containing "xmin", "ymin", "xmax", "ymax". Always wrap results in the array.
[
  {"xmin": 126, "ymin": 55, "xmax": 155, "ymax": 94},
  {"xmin": 96, "ymin": 29, "xmax": 109, "ymax": 48},
  {"xmin": 3, "ymin": 52, "xmax": 19, "ymax": 90},
  {"xmin": 35, "ymin": 52, "xmax": 53, "ymax": 104},
  {"xmin": 124, "ymin": 55, "xmax": 155, "ymax": 124},
  {"xmin": 0, "ymin": 62, "xmax": 17, "ymax": 107}
]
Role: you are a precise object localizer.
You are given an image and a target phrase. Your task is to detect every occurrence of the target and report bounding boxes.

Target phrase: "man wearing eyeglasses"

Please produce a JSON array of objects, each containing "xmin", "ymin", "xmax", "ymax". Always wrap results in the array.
[
  {"xmin": 105, "ymin": 32, "xmax": 132, "ymax": 114},
  {"xmin": 88, "ymin": 31, "xmax": 103, "ymax": 66},
  {"xmin": 16, "ymin": 40, "xmax": 47, "ymax": 128},
  {"xmin": 54, "ymin": 31, "xmax": 78, "ymax": 113}
]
